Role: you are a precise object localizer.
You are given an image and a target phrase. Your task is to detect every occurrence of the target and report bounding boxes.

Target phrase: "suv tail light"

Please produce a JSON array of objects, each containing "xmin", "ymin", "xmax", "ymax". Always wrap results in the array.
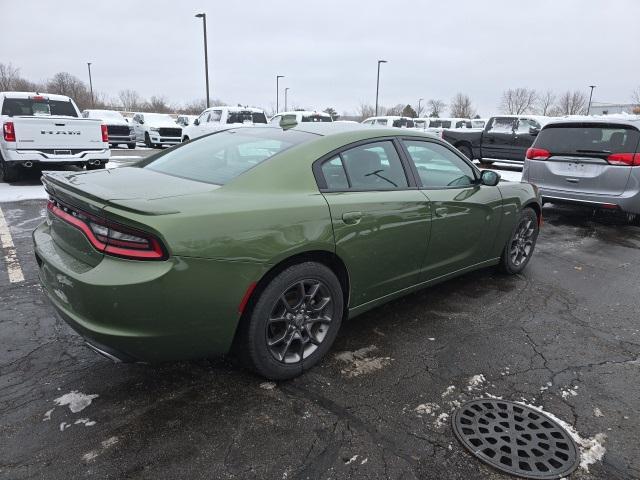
[
  {"xmin": 101, "ymin": 124, "xmax": 109, "ymax": 142},
  {"xmin": 607, "ymin": 152, "xmax": 640, "ymax": 166},
  {"xmin": 47, "ymin": 199, "xmax": 167, "ymax": 260},
  {"xmin": 3, "ymin": 122, "xmax": 16, "ymax": 142},
  {"xmin": 526, "ymin": 148, "xmax": 550, "ymax": 160}
]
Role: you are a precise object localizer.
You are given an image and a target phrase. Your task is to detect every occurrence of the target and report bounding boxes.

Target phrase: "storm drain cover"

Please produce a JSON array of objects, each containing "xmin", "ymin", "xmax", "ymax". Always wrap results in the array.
[{"xmin": 452, "ymin": 399, "xmax": 579, "ymax": 479}]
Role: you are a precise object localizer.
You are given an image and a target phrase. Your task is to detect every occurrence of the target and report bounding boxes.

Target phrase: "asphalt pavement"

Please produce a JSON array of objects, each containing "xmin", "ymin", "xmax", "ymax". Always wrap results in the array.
[{"xmin": 0, "ymin": 150, "xmax": 639, "ymax": 480}]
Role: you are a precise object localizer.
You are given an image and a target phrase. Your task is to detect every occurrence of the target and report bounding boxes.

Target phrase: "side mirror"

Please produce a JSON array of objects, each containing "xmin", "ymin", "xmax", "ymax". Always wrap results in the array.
[
  {"xmin": 194, "ymin": 118, "xmax": 200, "ymax": 126},
  {"xmin": 480, "ymin": 170, "xmax": 500, "ymax": 186},
  {"xmin": 529, "ymin": 126, "xmax": 540, "ymax": 136},
  {"xmin": 139, "ymin": 120, "xmax": 144, "ymax": 125}
]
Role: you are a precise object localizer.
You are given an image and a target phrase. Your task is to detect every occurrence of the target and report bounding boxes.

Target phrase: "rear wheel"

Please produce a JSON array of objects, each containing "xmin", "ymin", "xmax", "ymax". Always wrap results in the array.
[
  {"xmin": 0, "ymin": 158, "xmax": 21, "ymax": 182},
  {"xmin": 500, "ymin": 207, "xmax": 539, "ymax": 274},
  {"xmin": 127, "ymin": 143, "xmax": 136, "ymax": 150},
  {"xmin": 241, "ymin": 262, "xmax": 344, "ymax": 380}
]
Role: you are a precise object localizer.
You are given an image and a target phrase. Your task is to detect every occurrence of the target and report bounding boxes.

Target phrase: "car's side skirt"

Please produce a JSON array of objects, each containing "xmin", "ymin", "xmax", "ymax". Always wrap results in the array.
[{"xmin": 347, "ymin": 257, "xmax": 501, "ymax": 319}]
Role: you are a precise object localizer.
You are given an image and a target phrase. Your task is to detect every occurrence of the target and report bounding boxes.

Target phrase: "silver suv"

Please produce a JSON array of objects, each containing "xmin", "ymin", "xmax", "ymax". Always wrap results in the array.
[{"xmin": 522, "ymin": 118, "xmax": 640, "ymax": 221}]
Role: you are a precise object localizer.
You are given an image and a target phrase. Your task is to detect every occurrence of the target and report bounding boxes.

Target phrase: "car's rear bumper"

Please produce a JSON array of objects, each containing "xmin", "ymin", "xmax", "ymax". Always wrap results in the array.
[
  {"xmin": 539, "ymin": 187, "xmax": 640, "ymax": 214},
  {"xmin": 2, "ymin": 147, "xmax": 110, "ymax": 164},
  {"xmin": 108, "ymin": 135, "xmax": 135, "ymax": 144},
  {"xmin": 33, "ymin": 221, "xmax": 266, "ymax": 362}
]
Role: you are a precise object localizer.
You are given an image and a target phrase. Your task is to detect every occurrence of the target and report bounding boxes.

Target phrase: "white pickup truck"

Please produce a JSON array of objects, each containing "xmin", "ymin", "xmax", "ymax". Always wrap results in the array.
[
  {"xmin": 1, "ymin": 92, "xmax": 110, "ymax": 182},
  {"xmin": 182, "ymin": 106, "xmax": 267, "ymax": 141}
]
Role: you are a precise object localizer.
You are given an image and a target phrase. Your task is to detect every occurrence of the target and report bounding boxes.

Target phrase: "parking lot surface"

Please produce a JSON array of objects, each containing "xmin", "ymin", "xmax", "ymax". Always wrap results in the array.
[{"xmin": 1, "ymin": 154, "xmax": 639, "ymax": 479}]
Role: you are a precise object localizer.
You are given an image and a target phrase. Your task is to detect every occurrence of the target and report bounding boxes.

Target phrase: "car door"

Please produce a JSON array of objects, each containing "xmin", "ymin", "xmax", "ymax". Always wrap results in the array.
[
  {"xmin": 483, "ymin": 117, "xmax": 516, "ymax": 159},
  {"xmin": 315, "ymin": 139, "xmax": 431, "ymax": 307},
  {"xmin": 400, "ymin": 139, "xmax": 502, "ymax": 280},
  {"xmin": 513, "ymin": 117, "xmax": 541, "ymax": 161},
  {"xmin": 132, "ymin": 114, "xmax": 143, "ymax": 141}
]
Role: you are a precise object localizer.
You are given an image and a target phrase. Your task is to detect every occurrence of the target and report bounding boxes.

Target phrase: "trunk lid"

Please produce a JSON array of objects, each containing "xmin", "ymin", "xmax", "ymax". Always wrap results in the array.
[{"xmin": 13, "ymin": 116, "xmax": 106, "ymax": 150}]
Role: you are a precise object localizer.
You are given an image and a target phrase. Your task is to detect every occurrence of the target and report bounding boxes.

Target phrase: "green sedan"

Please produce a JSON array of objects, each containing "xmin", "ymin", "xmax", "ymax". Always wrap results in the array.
[{"xmin": 34, "ymin": 123, "xmax": 541, "ymax": 379}]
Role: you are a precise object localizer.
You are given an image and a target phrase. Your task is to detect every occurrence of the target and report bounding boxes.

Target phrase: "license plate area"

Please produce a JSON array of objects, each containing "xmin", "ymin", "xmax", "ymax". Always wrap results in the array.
[{"xmin": 54, "ymin": 149, "xmax": 72, "ymax": 156}]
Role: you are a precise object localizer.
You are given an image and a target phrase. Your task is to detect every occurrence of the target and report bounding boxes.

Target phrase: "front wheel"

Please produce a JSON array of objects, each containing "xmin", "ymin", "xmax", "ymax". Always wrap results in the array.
[
  {"xmin": 144, "ymin": 132, "xmax": 152, "ymax": 148},
  {"xmin": 127, "ymin": 143, "xmax": 136, "ymax": 150},
  {"xmin": 241, "ymin": 262, "xmax": 344, "ymax": 380},
  {"xmin": 500, "ymin": 207, "xmax": 539, "ymax": 274}
]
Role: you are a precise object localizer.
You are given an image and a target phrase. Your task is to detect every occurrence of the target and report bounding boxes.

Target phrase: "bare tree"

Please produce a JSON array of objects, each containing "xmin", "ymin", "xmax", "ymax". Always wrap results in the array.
[
  {"xmin": 536, "ymin": 90, "xmax": 556, "ymax": 116},
  {"xmin": 46, "ymin": 72, "xmax": 93, "ymax": 109},
  {"xmin": 385, "ymin": 104, "xmax": 405, "ymax": 116},
  {"xmin": 426, "ymin": 99, "xmax": 446, "ymax": 118},
  {"xmin": 145, "ymin": 95, "xmax": 171, "ymax": 113},
  {"xmin": 118, "ymin": 89, "xmax": 143, "ymax": 111},
  {"xmin": 500, "ymin": 88, "xmax": 538, "ymax": 115},
  {"xmin": 553, "ymin": 90, "xmax": 587, "ymax": 116},
  {"xmin": 180, "ymin": 98, "xmax": 207, "ymax": 115},
  {"xmin": 323, "ymin": 107, "xmax": 339, "ymax": 120},
  {"xmin": 449, "ymin": 93, "xmax": 475, "ymax": 118},
  {"xmin": 0, "ymin": 63, "xmax": 21, "ymax": 91},
  {"xmin": 357, "ymin": 102, "xmax": 375, "ymax": 121},
  {"xmin": 632, "ymin": 87, "xmax": 640, "ymax": 105}
]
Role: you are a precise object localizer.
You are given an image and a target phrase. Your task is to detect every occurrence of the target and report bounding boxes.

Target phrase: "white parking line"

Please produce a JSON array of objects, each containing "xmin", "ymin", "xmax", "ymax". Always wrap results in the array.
[{"xmin": 0, "ymin": 206, "xmax": 25, "ymax": 283}]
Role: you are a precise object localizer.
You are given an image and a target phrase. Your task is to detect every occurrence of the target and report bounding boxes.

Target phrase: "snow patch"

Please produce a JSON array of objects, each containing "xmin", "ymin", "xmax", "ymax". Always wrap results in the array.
[
  {"xmin": 59, "ymin": 422, "xmax": 71, "ymax": 431},
  {"xmin": 441, "ymin": 386, "xmax": 455, "ymax": 397},
  {"xmin": 467, "ymin": 374, "xmax": 486, "ymax": 391},
  {"xmin": 259, "ymin": 382, "xmax": 276, "ymax": 390},
  {"xmin": 344, "ymin": 454, "xmax": 359, "ymax": 464},
  {"xmin": 415, "ymin": 403, "xmax": 439, "ymax": 416},
  {"xmin": 75, "ymin": 418, "xmax": 97, "ymax": 427},
  {"xmin": 561, "ymin": 387, "xmax": 578, "ymax": 399},
  {"xmin": 54, "ymin": 391, "xmax": 99, "ymax": 413},
  {"xmin": 434, "ymin": 412, "xmax": 449, "ymax": 429},
  {"xmin": 335, "ymin": 346, "xmax": 392, "ymax": 377},
  {"xmin": 42, "ymin": 408, "xmax": 54, "ymax": 421},
  {"xmin": 593, "ymin": 407, "xmax": 604, "ymax": 418},
  {"xmin": 83, "ymin": 436, "xmax": 119, "ymax": 462}
]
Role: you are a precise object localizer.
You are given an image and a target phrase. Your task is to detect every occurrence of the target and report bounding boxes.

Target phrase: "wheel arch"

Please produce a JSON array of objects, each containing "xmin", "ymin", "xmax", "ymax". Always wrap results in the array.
[{"xmin": 522, "ymin": 200, "xmax": 542, "ymax": 225}]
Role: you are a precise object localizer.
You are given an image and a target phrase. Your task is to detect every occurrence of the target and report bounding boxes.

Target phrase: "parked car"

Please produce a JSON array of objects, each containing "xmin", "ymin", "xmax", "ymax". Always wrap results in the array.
[
  {"xmin": 443, "ymin": 115, "xmax": 553, "ymax": 165},
  {"xmin": 34, "ymin": 122, "xmax": 541, "ymax": 379},
  {"xmin": 522, "ymin": 118, "xmax": 640, "ymax": 222},
  {"xmin": 182, "ymin": 106, "xmax": 267, "ymax": 141},
  {"xmin": 269, "ymin": 111, "xmax": 332, "ymax": 125},
  {"xmin": 471, "ymin": 118, "xmax": 488, "ymax": 129},
  {"xmin": 130, "ymin": 112, "xmax": 182, "ymax": 148},
  {"xmin": 1, "ymin": 91, "xmax": 109, "ymax": 182},
  {"xmin": 82, "ymin": 109, "xmax": 136, "ymax": 149},
  {"xmin": 176, "ymin": 115, "xmax": 197, "ymax": 127},
  {"xmin": 362, "ymin": 116, "xmax": 416, "ymax": 128}
]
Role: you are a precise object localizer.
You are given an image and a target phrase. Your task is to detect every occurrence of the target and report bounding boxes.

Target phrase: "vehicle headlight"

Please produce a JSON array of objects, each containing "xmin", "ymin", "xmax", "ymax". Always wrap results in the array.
[{"xmin": 150, "ymin": 127, "xmax": 160, "ymax": 132}]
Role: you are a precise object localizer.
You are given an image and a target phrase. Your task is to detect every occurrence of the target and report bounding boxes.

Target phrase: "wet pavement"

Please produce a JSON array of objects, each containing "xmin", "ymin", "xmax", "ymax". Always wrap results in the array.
[{"xmin": 1, "ymin": 180, "xmax": 639, "ymax": 479}]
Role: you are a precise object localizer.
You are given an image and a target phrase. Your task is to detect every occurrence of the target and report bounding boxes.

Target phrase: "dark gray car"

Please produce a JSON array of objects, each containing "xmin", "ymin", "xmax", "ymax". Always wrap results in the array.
[{"xmin": 522, "ymin": 118, "xmax": 640, "ymax": 220}]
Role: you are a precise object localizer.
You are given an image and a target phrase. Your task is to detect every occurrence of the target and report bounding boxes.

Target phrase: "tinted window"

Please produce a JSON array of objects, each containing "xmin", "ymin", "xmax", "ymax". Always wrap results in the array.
[
  {"xmin": 535, "ymin": 124, "xmax": 640, "ymax": 157},
  {"xmin": 392, "ymin": 118, "xmax": 415, "ymax": 128},
  {"xmin": 301, "ymin": 114, "xmax": 332, "ymax": 122},
  {"xmin": 428, "ymin": 120, "xmax": 451, "ymax": 128},
  {"xmin": 489, "ymin": 118, "xmax": 516, "ymax": 133},
  {"xmin": 321, "ymin": 156, "xmax": 349, "ymax": 190},
  {"xmin": 227, "ymin": 111, "xmax": 267, "ymax": 124},
  {"xmin": 403, "ymin": 140, "xmax": 476, "ymax": 188},
  {"xmin": 341, "ymin": 141, "xmax": 408, "ymax": 189},
  {"xmin": 375, "ymin": 119, "xmax": 388, "ymax": 125},
  {"xmin": 1, "ymin": 98, "xmax": 78, "ymax": 117},
  {"xmin": 144, "ymin": 128, "xmax": 315, "ymax": 185}
]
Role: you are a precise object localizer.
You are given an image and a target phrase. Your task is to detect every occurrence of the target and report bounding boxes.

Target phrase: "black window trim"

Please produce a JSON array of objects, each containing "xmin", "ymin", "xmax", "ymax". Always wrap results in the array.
[
  {"xmin": 312, "ymin": 136, "xmax": 420, "ymax": 193},
  {"xmin": 398, "ymin": 137, "xmax": 482, "ymax": 191}
]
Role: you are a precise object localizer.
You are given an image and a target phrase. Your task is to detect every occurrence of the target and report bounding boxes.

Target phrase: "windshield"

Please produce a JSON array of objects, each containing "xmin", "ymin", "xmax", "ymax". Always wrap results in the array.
[
  {"xmin": 86, "ymin": 110, "xmax": 124, "ymax": 120},
  {"xmin": 535, "ymin": 124, "xmax": 640, "ymax": 158},
  {"xmin": 143, "ymin": 128, "xmax": 316, "ymax": 185},
  {"xmin": 301, "ymin": 114, "xmax": 332, "ymax": 122},
  {"xmin": 1, "ymin": 97, "xmax": 78, "ymax": 117},
  {"xmin": 226, "ymin": 111, "xmax": 268, "ymax": 124}
]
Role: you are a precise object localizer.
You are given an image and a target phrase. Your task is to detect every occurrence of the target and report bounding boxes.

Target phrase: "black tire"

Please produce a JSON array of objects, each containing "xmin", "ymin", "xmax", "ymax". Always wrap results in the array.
[
  {"xmin": 0, "ymin": 158, "xmax": 21, "ymax": 182},
  {"xmin": 627, "ymin": 213, "xmax": 640, "ymax": 226},
  {"xmin": 241, "ymin": 262, "xmax": 344, "ymax": 380},
  {"xmin": 144, "ymin": 132, "xmax": 152, "ymax": 148},
  {"xmin": 479, "ymin": 159, "xmax": 495, "ymax": 166},
  {"xmin": 182, "ymin": 136, "xmax": 190, "ymax": 143},
  {"xmin": 457, "ymin": 144, "xmax": 473, "ymax": 160},
  {"xmin": 499, "ymin": 207, "xmax": 539, "ymax": 274},
  {"xmin": 86, "ymin": 162, "xmax": 106, "ymax": 170},
  {"xmin": 127, "ymin": 143, "xmax": 136, "ymax": 150}
]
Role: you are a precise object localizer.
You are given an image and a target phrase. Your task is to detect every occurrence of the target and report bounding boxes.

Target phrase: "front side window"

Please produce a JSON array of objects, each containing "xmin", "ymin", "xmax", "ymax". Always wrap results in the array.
[
  {"xmin": 403, "ymin": 140, "xmax": 476, "ymax": 188},
  {"xmin": 209, "ymin": 110, "xmax": 222, "ymax": 122},
  {"xmin": 375, "ymin": 119, "xmax": 388, "ymax": 126},
  {"xmin": 340, "ymin": 141, "xmax": 408, "ymax": 189},
  {"xmin": 143, "ymin": 128, "xmax": 315, "ymax": 185},
  {"xmin": 489, "ymin": 117, "xmax": 516, "ymax": 133}
]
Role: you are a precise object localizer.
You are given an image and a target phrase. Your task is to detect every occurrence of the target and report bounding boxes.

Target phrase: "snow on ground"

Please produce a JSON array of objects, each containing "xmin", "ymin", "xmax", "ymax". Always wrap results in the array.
[
  {"xmin": 335, "ymin": 345, "xmax": 393, "ymax": 377},
  {"xmin": 466, "ymin": 374, "xmax": 486, "ymax": 391},
  {"xmin": 53, "ymin": 391, "xmax": 99, "ymax": 413},
  {"xmin": 0, "ymin": 182, "xmax": 48, "ymax": 202}
]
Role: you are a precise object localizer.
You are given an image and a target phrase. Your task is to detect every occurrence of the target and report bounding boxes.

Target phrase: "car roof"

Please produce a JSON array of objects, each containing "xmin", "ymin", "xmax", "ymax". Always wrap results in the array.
[
  {"xmin": 276, "ymin": 111, "xmax": 331, "ymax": 116},
  {"xmin": 242, "ymin": 122, "xmax": 441, "ymax": 139}
]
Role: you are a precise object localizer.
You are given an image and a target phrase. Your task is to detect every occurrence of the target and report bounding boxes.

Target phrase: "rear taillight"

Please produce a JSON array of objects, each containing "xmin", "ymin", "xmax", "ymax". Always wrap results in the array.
[
  {"xmin": 47, "ymin": 199, "xmax": 166, "ymax": 260},
  {"xmin": 101, "ymin": 124, "xmax": 108, "ymax": 142},
  {"xmin": 3, "ymin": 122, "xmax": 16, "ymax": 142},
  {"xmin": 607, "ymin": 152, "xmax": 640, "ymax": 166},
  {"xmin": 526, "ymin": 147, "xmax": 550, "ymax": 160}
]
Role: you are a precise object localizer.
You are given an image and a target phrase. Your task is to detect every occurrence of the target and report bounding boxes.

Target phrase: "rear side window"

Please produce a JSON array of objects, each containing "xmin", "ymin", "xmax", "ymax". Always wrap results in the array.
[
  {"xmin": 2, "ymin": 98, "xmax": 78, "ymax": 117},
  {"xmin": 144, "ymin": 128, "xmax": 315, "ymax": 185},
  {"xmin": 301, "ymin": 114, "xmax": 332, "ymax": 122},
  {"xmin": 321, "ymin": 156, "xmax": 349, "ymax": 190},
  {"xmin": 535, "ymin": 124, "xmax": 640, "ymax": 157}
]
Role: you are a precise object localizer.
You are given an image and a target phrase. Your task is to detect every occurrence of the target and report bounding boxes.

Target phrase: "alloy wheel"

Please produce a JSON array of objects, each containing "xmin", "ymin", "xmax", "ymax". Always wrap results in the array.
[
  {"xmin": 265, "ymin": 279, "xmax": 333, "ymax": 364},
  {"xmin": 509, "ymin": 217, "xmax": 536, "ymax": 267}
]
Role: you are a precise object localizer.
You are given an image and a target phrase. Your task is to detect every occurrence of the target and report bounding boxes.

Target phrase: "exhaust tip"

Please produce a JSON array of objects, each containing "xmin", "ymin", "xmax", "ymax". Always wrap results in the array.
[{"xmin": 23, "ymin": 161, "xmax": 33, "ymax": 168}]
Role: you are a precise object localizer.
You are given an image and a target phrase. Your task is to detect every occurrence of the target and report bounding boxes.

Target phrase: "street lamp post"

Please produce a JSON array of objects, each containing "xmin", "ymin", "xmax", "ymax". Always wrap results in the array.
[
  {"xmin": 284, "ymin": 87, "xmax": 290, "ymax": 111},
  {"xmin": 375, "ymin": 60, "xmax": 387, "ymax": 117},
  {"xmin": 86, "ymin": 62, "xmax": 94, "ymax": 108},
  {"xmin": 587, "ymin": 85, "xmax": 596, "ymax": 115},
  {"xmin": 417, "ymin": 98, "xmax": 424, "ymax": 117},
  {"xmin": 195, "ymin": 13, "xmax": 210, "ymax": 108},
  {"xmin": 276, "ymin": 75, "xmax": 285, "ymax": 114}
]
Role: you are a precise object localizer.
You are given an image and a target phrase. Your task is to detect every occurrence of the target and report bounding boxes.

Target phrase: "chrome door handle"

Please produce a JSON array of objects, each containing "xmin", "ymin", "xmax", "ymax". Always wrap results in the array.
[{"xmin": 342, "ymin": 211, "xmax": 362, "ymax": 224}]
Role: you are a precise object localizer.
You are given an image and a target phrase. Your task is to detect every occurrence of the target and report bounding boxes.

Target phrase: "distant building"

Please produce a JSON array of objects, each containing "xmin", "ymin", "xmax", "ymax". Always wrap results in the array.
[{"xmin": 589, "ymin": 102, "xmax": 640, "ymax": 115}]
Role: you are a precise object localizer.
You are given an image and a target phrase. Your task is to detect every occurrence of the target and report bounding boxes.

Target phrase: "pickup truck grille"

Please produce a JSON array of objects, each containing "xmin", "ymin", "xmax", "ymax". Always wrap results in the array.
[
  {"xmin": 158, "ymin": 128, "xmax": 181, "ymax": 137},
  {"xmin": 107, "ymin": 125, "xmax": 131, "ymax": 136}
]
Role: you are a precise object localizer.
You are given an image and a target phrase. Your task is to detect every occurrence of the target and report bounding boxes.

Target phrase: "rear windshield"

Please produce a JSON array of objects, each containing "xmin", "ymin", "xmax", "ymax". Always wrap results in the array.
[
  {"xmin": 392, "ymin": 118, "xmax": 415, "ymax": 128},
  {"xmin": 2, "ymin": 97, "xmax": 78, "ymax": 117},
  {"xmin": 536, "ymin": 124, "xmax": 640, "ymax": 157},
  {"xmin": 301, "ymin": 114, "xmax": 332, "ymax": 122},
  {"xmin": 429, "ymin": 120, "xmax": 451, "ymax": 128},
  {"xmin": 143, "ymin": 128, "xmax": 315, "ymax": 185},
  {"xmin": 227, "ymin": 111, "xmax": 268, "ymax": 124}
]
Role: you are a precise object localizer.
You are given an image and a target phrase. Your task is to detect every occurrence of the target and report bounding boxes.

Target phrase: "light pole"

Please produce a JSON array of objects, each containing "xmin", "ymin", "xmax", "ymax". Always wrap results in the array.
[
  {"xmin": 195, "ymin": 13, "xmax": 210, "ymax": 108},
  {"xmin": 284, "ymin": 87, "xmax": 290, "ymax": 111},
  {"xmin": 276, "ymin": 75, "xmax": 284, "ymax": 113},
  {"xmin": 417, "ymin": 98, "xmax": 424, "ymax": 117},
  {"xmin": 587, "ymin": 85, "xmax": 596, "ymax": 115},
  {"xmin": 375, "ymin": 60, "xmax": 387, "ymax": 116},
  {"xmin": 86, "ymin": 62, "xmax": 94, "ymax": 107}
]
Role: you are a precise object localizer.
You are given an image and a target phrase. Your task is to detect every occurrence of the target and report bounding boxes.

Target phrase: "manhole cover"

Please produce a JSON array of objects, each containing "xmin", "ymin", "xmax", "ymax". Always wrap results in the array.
[{"xmin": 452, "ymin": 399, "xmax": 579, "ymax": 479}]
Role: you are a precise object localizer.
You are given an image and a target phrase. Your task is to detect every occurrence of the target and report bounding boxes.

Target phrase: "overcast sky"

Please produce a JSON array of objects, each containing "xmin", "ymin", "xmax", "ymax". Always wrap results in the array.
[{"xmin": 4, "ymin": 0, "xmax": 639, "ymax": 116}]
